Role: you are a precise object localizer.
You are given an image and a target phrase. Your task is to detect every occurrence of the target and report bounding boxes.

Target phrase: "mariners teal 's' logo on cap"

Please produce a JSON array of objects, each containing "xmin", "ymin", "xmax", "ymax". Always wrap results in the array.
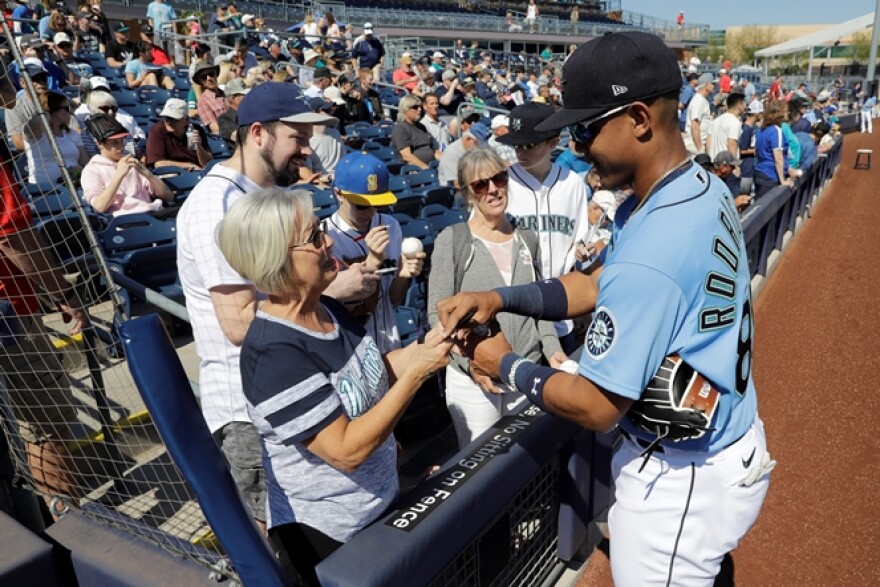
[
  {"xmin": 366, "ymin": 173, "xmax": 378, "ymax": 193},
  {"xmin": 586, "ymin": 307, "xmax": 616, "ymax": 360}
]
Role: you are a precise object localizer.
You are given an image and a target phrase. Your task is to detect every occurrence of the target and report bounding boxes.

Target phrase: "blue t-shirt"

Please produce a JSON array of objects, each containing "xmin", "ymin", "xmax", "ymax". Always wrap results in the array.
[
  {"xmin": 678, "ymin": 83, "xmax": 695, "ymax": 131},
  {"xmin": 12, "ymin": 5, "xmax": 35, "ymax": 35},
  {"xmin": 754, "ymin": 125, "xmax": 788, "ymax": 180},
  {"xmin": 239, "ymin": 297, "xmax": 398, "ymax": 541},
  {"xmin": 796, "ymin": 132, "xmax": 818, "ymax": 170},
  {"xmin": 146, "ymin": 1, "xmax": 177, "ymax": 35},
  {"xmin": 554, "ymin": 149, "xmax": 591, "ymax": 175},
  {"xmin": 579, "ymin": 164, "xmax": 757, "ymax": 452}
]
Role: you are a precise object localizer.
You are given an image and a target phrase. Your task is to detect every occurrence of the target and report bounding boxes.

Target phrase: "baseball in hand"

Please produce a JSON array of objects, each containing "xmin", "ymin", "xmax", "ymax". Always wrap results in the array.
[{"xmin": 401, "ymin": 237, "xmax": 424, "ymax": 257}]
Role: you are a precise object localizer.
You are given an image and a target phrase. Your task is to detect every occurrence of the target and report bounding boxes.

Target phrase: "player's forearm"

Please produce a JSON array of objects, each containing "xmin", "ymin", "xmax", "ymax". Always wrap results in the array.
[
  {"xmin": 495, "ymin": 270, "xmax": 597, "ymax": 321},
  {"xmin": 499, "ymin": 354, "xmax": 629, "ymax": 432}
]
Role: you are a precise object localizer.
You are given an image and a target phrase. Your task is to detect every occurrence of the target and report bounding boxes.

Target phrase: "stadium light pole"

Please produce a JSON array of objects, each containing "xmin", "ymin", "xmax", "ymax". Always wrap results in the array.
[{"xmin": 867, "ymin": 1, "xmax": 880, "ymax": 96}]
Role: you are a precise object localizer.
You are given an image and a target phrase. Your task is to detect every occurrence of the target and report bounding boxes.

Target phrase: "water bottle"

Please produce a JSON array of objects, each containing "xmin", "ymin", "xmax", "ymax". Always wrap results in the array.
[{"xmin": 186, "ymin": 123, "xmax": 199, "ymax": 151}]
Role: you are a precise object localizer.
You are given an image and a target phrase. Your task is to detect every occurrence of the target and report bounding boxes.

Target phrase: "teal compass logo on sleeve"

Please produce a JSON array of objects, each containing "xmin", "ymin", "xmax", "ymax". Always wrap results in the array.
[{"xmin": 586, "ymin": 307, "xmax": 617, "ymax": 359}]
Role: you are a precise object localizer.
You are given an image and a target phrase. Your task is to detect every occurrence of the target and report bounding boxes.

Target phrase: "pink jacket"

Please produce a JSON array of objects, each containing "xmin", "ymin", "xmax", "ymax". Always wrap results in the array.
[{"xmin": 81, "ymin": 155, "xmax": 163, "ymax": 216}]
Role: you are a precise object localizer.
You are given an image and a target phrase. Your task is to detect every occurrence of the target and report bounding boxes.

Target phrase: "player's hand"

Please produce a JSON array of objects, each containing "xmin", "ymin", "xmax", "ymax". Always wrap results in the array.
[
  {"xmin": 398, "ymin": 252, "xmax": 425, "ymax": 279},
  {"xmin": 734, "ymin": 195, "xmax": 752, "ymax": 212},
  {"xmin": 363, "ymin": 225, "xmax": 390, "ymax": 260},
  {"xmin": 454, "ymin": 319, "xmax": 510, "ymax": 380},
  {"xmin": 436, "ymin": 291, "xmax": 503, "ymax": 340},
  {"xmin": 575, "ymin": 241, "xmax": 588, "ymax": 262},
  {"xmin": 326, "ymin": 261, "xmax": 380, "ymax": 302}
]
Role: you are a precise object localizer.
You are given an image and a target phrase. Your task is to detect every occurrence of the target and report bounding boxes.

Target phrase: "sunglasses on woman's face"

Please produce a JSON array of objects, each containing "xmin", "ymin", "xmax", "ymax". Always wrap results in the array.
[
  {"xmin": 469, "ymin": 170, "xmax": 509, "ymax": 195},
  {"xmin": 98, "ymin": 105, "xmax": 118, "ymax": 113}
]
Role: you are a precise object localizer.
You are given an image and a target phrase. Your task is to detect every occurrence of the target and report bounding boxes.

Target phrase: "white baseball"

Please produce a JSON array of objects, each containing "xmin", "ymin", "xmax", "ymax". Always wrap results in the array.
[{"xmin": 401, "ymin": 237, "xmax": 424, "ymax": 257}]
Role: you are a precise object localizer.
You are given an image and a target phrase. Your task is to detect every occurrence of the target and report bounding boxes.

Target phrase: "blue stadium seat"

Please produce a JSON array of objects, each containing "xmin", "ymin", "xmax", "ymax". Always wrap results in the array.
[
  {"xmin": 295, "ymin": 185, "xmax": 338, "ymax": 219},
  {"xmin": 415, "ymin": 185, "xmax": 456, "ymax": 208},
  {"xmin": 425, "ymin": 208, "xmax": 466, "ymax": 234},
  {"xmin": 407, "ymin": 169, "xmax": 438, "ymax": 190},
  {"xmin": 388, "ymin": 175, "xmax": 410, "ymax": 196},
  {"xmin": 392, "ymin": 194, "xmax": 422, "ymax": 219},
  {"xmin": 123, "ymin": 102, "xmax": 154, "ymax": 118},
  {"xmin": 398, "ymin": 164, "xmax": 424, "ymax": 176},
  {"xmin": 206, "ymin": 135, "xmax": 232, "ymax": 159},
  {"xmin": 161, "ymin": 170, "xmax": 204, "ymax": 204},
  {"xmin": 112, "ymin": 89, "xmax": 139, "ymax": 107},
  {"xmin": 24, "ymin": 186, "xmax": 74, "ymax": 218},
  {"xmin": 136, "ymin": 86, "xmax": 172, "ymax": 107}
]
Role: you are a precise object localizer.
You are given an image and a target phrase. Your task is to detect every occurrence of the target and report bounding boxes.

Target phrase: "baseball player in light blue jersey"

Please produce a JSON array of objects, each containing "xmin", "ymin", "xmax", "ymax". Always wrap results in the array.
[{"xmin": 436, "ymin": 31, "xmax": 775, "ymax": 586}]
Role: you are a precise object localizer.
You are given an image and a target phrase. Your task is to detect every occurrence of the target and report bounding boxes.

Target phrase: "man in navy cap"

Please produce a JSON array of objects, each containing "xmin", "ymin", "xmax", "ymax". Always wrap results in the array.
[
  {"xmin": 437, "ymin": 31, "xmax": 773, "ymax": 586},
  {"xmin": 176, "ymin": 84, "xmax": 377, "ymax": 529}
]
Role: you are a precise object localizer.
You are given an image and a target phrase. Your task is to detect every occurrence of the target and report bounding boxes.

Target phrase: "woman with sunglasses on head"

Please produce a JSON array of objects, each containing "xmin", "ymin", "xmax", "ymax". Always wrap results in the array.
[
  {"xmin": 217, "ymin": 188, "xmax": 451, "ymax": 587},
  {"xmin": 22, "ymin": 90, "xmax": 89, "ymax": 186},
  {"xmin": 75, "ymin": 86, "xmax": 146, "ymax": 156},
  {"xmin": 427, "ymin": 147, "xmax": 567, "ymax": 448}
]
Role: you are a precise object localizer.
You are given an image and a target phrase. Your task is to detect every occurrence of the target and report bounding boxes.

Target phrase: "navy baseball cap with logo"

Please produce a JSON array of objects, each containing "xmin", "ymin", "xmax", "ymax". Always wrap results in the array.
[
  {"xmin": 237, "ymin": 82, "xmax": 338, "ymax": 126},
  {"xmin": 535, "ymin": 31, "xmax": 683, "ymax": 132},
  {"xmin": 333, "ymin": 152, "xmax": 398, "ymax": 207},
  {"xmin": 496, "ymin": 102, "xmax": 559, "ymax": 146}
]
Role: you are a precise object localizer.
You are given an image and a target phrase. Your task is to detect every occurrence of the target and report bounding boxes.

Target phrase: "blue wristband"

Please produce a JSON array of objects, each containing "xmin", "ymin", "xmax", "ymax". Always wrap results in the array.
[
  {"xmin": 496, "ymin": 279, "xmax": 569, "ymax": 321},
  {"xmin": 499, "ymin": 352, "xmax": 555, "ymax": 413}
]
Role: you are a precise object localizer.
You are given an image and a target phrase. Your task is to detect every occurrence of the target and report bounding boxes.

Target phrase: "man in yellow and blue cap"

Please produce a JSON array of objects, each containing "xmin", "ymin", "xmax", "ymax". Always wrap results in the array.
[{"xmin": 324, "ymin": 152, "xmax": 425, "ymax": 353}]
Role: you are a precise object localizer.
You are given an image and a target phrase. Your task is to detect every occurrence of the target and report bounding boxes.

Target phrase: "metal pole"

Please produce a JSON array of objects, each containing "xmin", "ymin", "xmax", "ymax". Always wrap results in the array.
[
  {"xmin": 808, "ymin": 46, "xmax": 813, "ymax": 87},
  {"xmin": 866, "ymin": 2, "xmax": 880, "ymax": 95}
]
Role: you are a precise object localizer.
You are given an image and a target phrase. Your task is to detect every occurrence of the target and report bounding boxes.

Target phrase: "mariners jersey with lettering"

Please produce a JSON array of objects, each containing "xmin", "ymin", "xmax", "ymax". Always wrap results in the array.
[
  {"xmin": 578, "ymin": 164, "xmax": 757, "ymax": 452},
  {"xmin": 506, "ymin": 163, "xmax": 589, "ymax": 280}
]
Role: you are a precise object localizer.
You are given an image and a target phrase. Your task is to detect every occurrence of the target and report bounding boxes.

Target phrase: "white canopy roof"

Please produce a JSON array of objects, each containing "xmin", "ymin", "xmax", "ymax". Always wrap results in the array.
[{"xmin": 755, "ymin": 13, "xmax": 874, "ymax": 58}]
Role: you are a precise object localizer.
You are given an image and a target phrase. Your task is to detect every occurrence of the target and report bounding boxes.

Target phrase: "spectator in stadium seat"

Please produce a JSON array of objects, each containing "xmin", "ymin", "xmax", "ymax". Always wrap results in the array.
[
  {"xmin": 304, "ymin": 67, "xmax": 332, "ymax": 99},
  {"xmin": 139, "ymin": 25, "xmax": 175, "ymax": 69},
  {"xmin": 193, "ymin": 62, "xmax": 229, "ymax": 136},
  {"xmin": 391, "ymin": 94, "xmax": 440, "ymax": 170},
  {"xmin": 325, "ymin": 152, "xmax": 426, "ymax": 354},
  {"xmin": 217, "ymin": 78, "xmax": 249, "ymax": 143},
  {"xmin": 488, "ymin": 114, "xmax": 517, "ymax": 166},
  {"xmin": 435, "ymin": 69, "xmax": 464, "ymax": 117},
  {"xmin": 347, "ymin": 68, "xmax": 383, "ymax": 123},
  {"xmin": 187, "ymin": 42, "xmax": 213, "ymax": 84},
  {"xmin": 226, "ymin": 37, "xmax": 259, "ymax": 77},
  {"xmin": 428, "ymin": 147, "xmax": 564, "ymax": 448},
  {"xmin": 420, "ymin": 93, "xmax": 451, "ymax": 151},
  {"xmin": 323, "ymin": 83, "xmax": 353, "ymax": 132},
  {"xmin": 391, "ymin": 53, "xmax": 418, "ymax": 93},
  {"xmin": 216, "ymin": 186, "xmax": 448, "ymax": 587},
  {"xmin": 308, "ymin": 110, "xmax": 346, "ymax": 175},
  {"xmin": 350, "ymin": 22, "xmax": 385, "ymax": 80},
  {"xmin": 0, "ymin": 60, "xmax": 86, "ymax": 515},
  {"xmin": 47, "ymin": 32, "xmax": 81, "ymax": 86},
  {"xmin": 414, "ymin": 68, "xmax": 437, "ymax": 99},
  {"xmin": 22, "ymin": 90, "xmax": 88, "ymax": 185},
  {"xmin": 438, "ymin": 122, "xmax": 489, "ymax": 186},
  {"xmin": 754, "ymin": 100, "xmax": 794, "ymax": 199},
  {"xmin": 125, "ymin": 41, "xmax": 174, "ymax": 90},
  {"xmin": 12, "ymin": 37, "xmax": 66, "ymax": 90},
  {"xmin": 146, "ymin": 98, "xmax": 213, "ymax": 171},
  {"xmin": 6, "ymin": 62, "xmax": 51, "ymax": 152},
  {"xmin": 475, "ymin": 68, "xmax": 500, "ymax": 108},
  {"xmin": 72, "ymin": 10, "xmax": 103, "ymax": 53},
  {"xmin": 813, "ymin": 121, "xmax": 833, "ymax": 154},
  {"xmin": 711, "ymin": 150, "xmax": 744, "ymax": 196},
  {"xmin": 75, "ymin": 82, "xmax": 147, "ymax": 157},
  {"xmin": 81, "ymin": 114, "xmax": 176, "ymax": 218}
]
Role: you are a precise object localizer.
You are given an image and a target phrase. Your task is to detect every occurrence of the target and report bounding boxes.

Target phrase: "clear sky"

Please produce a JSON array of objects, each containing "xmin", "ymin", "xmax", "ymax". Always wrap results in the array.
[{"xmin": 622, "ymin": 0, "xmax": 877, "ymax": 30}]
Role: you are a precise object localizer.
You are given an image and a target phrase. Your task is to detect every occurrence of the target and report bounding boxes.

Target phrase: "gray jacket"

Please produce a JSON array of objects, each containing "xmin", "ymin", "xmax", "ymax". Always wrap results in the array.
[{"xmin": 427, "ymin": 223, "xmax": 562, "ymax": 375}]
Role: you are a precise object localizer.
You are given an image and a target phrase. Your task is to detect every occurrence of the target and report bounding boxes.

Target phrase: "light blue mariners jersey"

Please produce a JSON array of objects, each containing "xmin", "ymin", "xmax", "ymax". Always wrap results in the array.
[{"xmin": 578, "ymin": 163, "xmax": 757, "ymax": 452}]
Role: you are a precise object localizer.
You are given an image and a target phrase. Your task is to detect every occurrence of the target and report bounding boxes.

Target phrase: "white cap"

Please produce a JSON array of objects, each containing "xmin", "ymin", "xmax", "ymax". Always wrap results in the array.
[
  {"xmin": 324, "ymin": 85, "xmax": 346, "ymax": 106},
  {"xmin": 159, "ymin": 98, "xmax": 188, "ymax": 120},
  {"xmin": 490, "ymin": 114, "xmax": 509, "ymax": 130},
  {"xmin": 241, "ymin": 14, "xmax": 255, "ymax": 24},
  {"xmin": 747, "ymin": 100, "xmax": 763, "ymax": 114},
  {"xmin": 591, "ymin": 190, "xmax": 617, "ymax": 221},
  {"xmin": 303, "ymin": 49, "xmax": 319, "ymax": 63},
  {"xmin": 433, "ymin": 51, "xmax": 445, "ymax": 59},
  {"xmin": 53, "ymin": 32, "xmax": 72, "ymax": 45},
  {"xmin": 363, "ymin": 22, "xmax": 374, "ymax": 33}
]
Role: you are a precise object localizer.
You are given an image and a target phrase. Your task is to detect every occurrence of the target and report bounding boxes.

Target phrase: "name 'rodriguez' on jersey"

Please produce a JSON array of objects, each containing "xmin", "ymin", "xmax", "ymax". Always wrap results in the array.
[{"xmin": 577, "ymin": 164, "xmax": 757, "ymax": 453}]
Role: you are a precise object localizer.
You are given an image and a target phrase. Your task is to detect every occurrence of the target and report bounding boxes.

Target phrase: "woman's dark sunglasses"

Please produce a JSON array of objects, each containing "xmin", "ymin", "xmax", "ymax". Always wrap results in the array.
[
  {"xmin": 289, "ymin": 225, "xmax": 326, "ymax": 249},
  {"xmin": 98, "ymin": 105, "xmax": 118, "ymax": 113},
  {"xmin": 469, "ymin": 171, "xmax": 509, "ymax": 195}
]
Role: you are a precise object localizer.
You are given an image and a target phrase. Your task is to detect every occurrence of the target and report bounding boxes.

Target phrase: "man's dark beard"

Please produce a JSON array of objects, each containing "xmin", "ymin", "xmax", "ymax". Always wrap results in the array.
[{"xmin": 260, "ymin": 146, "xmax": 300, "ymax": 187}]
